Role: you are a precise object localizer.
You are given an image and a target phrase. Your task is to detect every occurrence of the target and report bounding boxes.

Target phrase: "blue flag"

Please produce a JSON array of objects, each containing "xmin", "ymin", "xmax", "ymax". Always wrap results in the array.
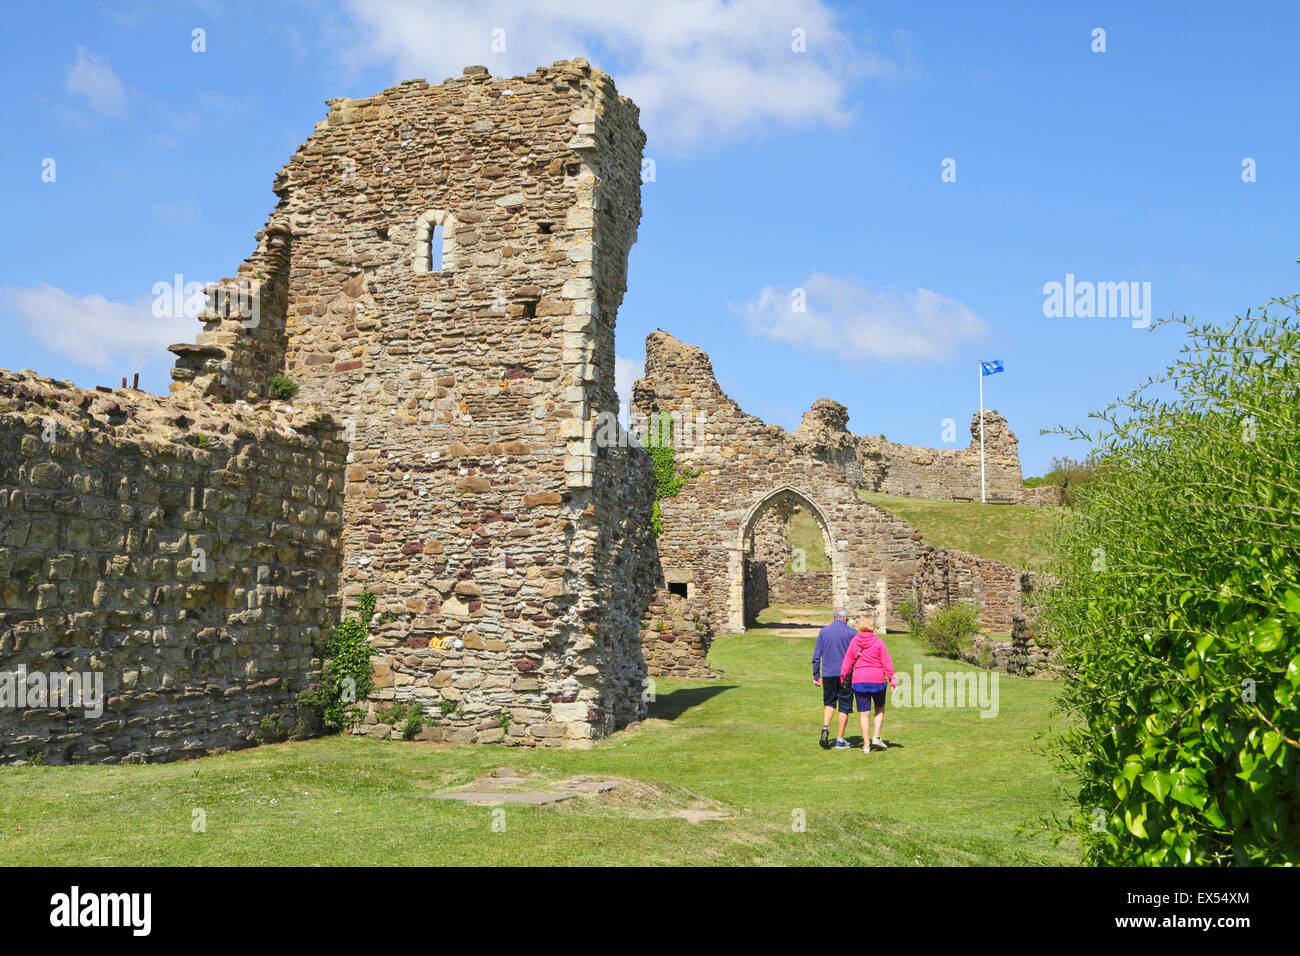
[{"xmin": 980, "ymin": 359, "xmax": 1004, "ymax": 376}]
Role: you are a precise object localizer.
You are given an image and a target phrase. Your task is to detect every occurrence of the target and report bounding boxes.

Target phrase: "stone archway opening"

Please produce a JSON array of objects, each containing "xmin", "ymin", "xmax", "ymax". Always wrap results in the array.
[{"xmin": 730, "ymin": 486, "xmax": 844, "ymax": 633}]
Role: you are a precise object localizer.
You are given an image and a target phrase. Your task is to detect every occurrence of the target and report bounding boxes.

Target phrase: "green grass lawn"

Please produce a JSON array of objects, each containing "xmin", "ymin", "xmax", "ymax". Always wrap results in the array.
[
  {"xmin": 786, "ymin": 508, "xmax": 831, "ymax": 571},
  {"xmin": 0, "ymin": 611, "xmax": 1078, "ymax": 866},
  {"xmin": 859, "ymin": 491, "xmax": 1063, "ymax": 571}
]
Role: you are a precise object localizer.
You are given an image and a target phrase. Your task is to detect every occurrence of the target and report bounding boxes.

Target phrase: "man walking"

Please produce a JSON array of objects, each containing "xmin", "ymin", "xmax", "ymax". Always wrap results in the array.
[{"xmin": 812, "ymin": 607, "xmax": 856, "ymax": 749}]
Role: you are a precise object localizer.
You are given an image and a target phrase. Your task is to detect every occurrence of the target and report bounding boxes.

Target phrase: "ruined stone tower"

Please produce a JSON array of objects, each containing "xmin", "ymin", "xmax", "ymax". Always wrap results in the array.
[{"xmin": 171, "ymin": 60, "xmax": 658, "ymax": 747}]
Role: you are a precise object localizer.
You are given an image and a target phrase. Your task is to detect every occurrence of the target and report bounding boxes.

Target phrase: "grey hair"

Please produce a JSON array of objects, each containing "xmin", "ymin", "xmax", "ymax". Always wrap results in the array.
[{"xmin": 833, "ymin": 607, "xmax": 848, "ymax": 620}]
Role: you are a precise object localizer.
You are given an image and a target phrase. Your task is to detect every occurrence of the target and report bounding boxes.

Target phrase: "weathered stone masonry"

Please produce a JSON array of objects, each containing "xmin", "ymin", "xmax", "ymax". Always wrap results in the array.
[
  {"xmin": 791, "ymin": 396, "xmax": 1052, "ymax": 504},
  {"xmin": 641, "ymin": 592, "xmax": 714, "ymax": 680},
  {"xmin": 170, "ymin": 60, "xmax": 657, "ymax": 748},
  {"xmin": 0, "ymin": 370, "xmax": 345, "ymax": 764},
  {"xmin": 0, "ymin": 57, "xmax": 1049, "ymax": 763},
  {"xmin": 634, "ymin": 332, "xmax": 1030, "ymax": 637},
  {"xmin": 0, "ymin": 60, "xmax": 660, "ymax": 762}
]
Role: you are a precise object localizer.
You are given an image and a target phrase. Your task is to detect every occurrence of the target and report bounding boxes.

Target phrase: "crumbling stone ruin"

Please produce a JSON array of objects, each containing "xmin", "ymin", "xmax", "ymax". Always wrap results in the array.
[
  {"xmin": 792, "ymin": 397, "xmax": 1060, "ymax": 505},
  {"xmin": 0, "ymin": 58, "xmax": 1050, "ymax": 765},
  {"xmin": 632, "ymin": 331, "xmax": 1033, "ymax": 640},
  {"xmin": 1, "ymin": 60, "xmax": 661, "ymax": 762},
  {"xmin": 0, "ymin": 369, "xmax": 345, "ymax": 764},
  {"xmin": 640, "ymin": 592, "xmax": 714, "ymax": 680},
  {"xmin": 175, "ymin": 59, "xmax": 659, "ymax": 748}
]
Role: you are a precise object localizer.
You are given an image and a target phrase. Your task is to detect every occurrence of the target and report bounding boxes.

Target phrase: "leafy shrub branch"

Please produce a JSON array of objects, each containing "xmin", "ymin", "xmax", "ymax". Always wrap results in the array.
[{"xmin": 1040, "ymin": 297, "xmax": 1300, "ymax": 865}]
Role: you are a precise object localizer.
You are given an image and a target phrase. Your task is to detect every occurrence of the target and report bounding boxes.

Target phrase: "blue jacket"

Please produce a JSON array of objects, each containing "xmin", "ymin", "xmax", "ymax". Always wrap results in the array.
[{"xmin": 812, "ymin": 619, "xmax": 856, "ymax": 680}]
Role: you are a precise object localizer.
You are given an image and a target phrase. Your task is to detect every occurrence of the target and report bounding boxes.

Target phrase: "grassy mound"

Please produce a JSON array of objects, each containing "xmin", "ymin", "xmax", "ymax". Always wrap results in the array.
[{"xmin": 859, "ymin": 491, "xmax": 1062, "ymax": 571}]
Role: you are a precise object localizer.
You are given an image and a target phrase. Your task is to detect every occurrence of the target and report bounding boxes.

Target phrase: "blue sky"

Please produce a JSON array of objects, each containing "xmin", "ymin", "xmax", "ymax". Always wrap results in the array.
[{"xmin": 2, "ymin": 1, "xmax": 1297, "ymax": 476}]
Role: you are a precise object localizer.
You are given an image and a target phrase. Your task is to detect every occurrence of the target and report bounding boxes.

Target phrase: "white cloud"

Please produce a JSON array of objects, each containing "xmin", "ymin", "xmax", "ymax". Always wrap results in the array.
[
  {"xmin": 150, "ymin": 198, "xmax": 201, "ymax": 228},
  {"xmin": 337, "ymin": 0, "xmax": 905, "ymax": 150},
  {"xmin": 734, "ymin": 272, "xmax": 987, "ymax": 361},
  {"xmin": 2, "ymin": 285, "xmax": 179, "ymax": 373},
  {"xmin": 65, "ymin": 45, "xmax": 126, "ymax": 116},
  {"xmin": 615, "ymin": 355, "xmax": 644, "ymax": 423}
]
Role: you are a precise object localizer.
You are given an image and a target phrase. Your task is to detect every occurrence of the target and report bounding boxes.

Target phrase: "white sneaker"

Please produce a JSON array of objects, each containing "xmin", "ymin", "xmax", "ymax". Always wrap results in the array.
[
  {"xmin": 862, "ymin": 743, "xmax": 870, "ymax": 753},
  {"xmin": 871, "ymin": 737, "xmax": 886, "ymax": 750}
]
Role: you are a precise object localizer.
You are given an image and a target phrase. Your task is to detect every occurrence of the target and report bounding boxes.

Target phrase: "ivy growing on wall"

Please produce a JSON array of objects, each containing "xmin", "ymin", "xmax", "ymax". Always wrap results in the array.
[
  {"xmin": 642, "ymin": 410, "xmax": 701, "ymax": 537},
  {"xmin": 304, "ymin": 589, "xmax": 380, "ymax": 732}
]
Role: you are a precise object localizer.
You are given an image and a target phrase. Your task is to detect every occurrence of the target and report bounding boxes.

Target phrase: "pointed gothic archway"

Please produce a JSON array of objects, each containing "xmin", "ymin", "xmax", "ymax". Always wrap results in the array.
[{"xmin": 728, "ymin": 485, "xmax": 846, "ymax": 631}]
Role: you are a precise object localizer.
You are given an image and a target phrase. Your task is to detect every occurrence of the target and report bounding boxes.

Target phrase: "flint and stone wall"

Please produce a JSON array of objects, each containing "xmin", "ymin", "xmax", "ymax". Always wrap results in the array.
[
  {"xmin": 768, "ymin": 570, "xmax": 833, "ymax": 607},
  {"xmin": 632, "ymin": 332, "xmax": 1027, "ymax": 635},
  {"xmin": 962, "ymin": 615, "xmax": 1057, "ymax": 676},
  {"xmin": 915, "ymin": 548, "xmax": 1025, "ymax": 636},
  {"xmin": 1003, "ymin": 573, "xmax": 1057, "ymax": 676},
  {"xmin": 1, "ymin": 60, "xmax": 661, "ymax": 763},
  {"xmin": 641, "ymin": 590, "xmax": 715, "ymax": 679},
  {"xmin": 1016, "ymin": 485, "xmax": 1065, "ymax": 507},
  {"xmin": 168, "ymin": 61, "xmax": 657, "ymax": 747},
  {"xmin": 792, "ymin": 397, "xmax": 1057, "ymax": 504},
  {"xmin": 1006, "ymin": 612, "xmax": 1058, "ymax": 676},
  {"xmin": 0, "ymin": 371, "xmax": 345, "ymax": 764}
]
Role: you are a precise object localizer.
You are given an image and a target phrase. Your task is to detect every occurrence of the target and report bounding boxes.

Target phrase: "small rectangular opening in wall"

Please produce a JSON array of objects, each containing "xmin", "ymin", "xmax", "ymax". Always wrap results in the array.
[
  {"xmin": 667, "ymin": 581, "xmax": 688, "ymax": 598},
  {"xmin": 522, "ymin": 300, "xmax": 536, "ymax": 318},
  {"xmin": 429, "ymin": 223, "xmax": 444, "ymax": 271}
]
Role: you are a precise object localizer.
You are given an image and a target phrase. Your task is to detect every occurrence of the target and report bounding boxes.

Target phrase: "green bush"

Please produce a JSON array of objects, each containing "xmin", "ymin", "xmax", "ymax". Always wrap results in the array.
[
  {"xmin": 896, "ymin": 599, "xmax": 926, "ymax": 634},
  {"xmin": 1023, "ymin": 455, "xmax": 1106, "ymax": 506},
  {"xmin": 293, "ymin": 686, "xmax": 329, "ymax": 738},
  {"xmin": 921, "ymin": 603, "xmax": 979, "ymax": 658},
  {"xmin": 375, "ymin": 702, "xmax": 424, "ymax": 740},
  {"xmin": 1042, "ymin": 298, "xmax": 1300, "ymax": 865},
  {"xmin": 257, "ymin": 714, "xmax": 287, "ymax": 743},
  {"xmin": 268, "ymin": 373, "xmax": 300, "ymax": 401},
  {"xmin": 399, "ymin": 704, "xmax": 424, "ymax": 740},
  {"xmin": 373, "ymin": 701, "xmax": 424, "ymax": 739}
]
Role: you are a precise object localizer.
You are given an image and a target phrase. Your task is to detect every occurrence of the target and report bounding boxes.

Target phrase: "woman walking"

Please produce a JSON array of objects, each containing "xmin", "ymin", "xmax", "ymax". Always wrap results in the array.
[{"xmin": 840, "ymin": 614, "xmax": 898, "ymax": 753}]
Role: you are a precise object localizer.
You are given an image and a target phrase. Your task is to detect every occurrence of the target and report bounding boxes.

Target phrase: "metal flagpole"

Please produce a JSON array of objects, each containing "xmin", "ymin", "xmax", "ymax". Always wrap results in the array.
[{"xmin": 979, "ymin": 362, "xmax": 986, "ymax": 503}]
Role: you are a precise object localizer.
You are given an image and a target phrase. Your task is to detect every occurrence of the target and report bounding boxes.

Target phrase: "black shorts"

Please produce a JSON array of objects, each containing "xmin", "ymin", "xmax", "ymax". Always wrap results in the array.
[{"xmin": 821, "ymin": 677, "xmax": 853, "ymax": 713}]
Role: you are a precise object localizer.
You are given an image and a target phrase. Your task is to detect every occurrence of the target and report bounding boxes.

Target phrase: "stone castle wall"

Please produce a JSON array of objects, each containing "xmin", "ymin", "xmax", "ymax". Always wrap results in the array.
[
  {"xmin": 632, "ymin": 332, "xmax": 1028, "ymax": 635},
  {"xmin": 1, "ymin": 60, "xmax": 661, "ymax": 762},
  {"xmin": 1006, "ymin": 611, "xmax": 1057, "ymax": 676},
  {"xmin": 1016, "ymin": 485, "xmax": 1065, "ymax": 507},
  {"xmin": 168, "ymin": 61, "xmax": 657, "ymax": 747},
  {"xmin": 641, "ymin": 590, "xmax": 714, "ymax": 680},
  {"xmin": 915, "ymin": 548, "xmax": 1024, "ymax": 635},
  {"xmin": 0, "ymin": 370, "xmax": 345, "ymax": 764},
  {"xmin": 961, "ymin": 613, "xmax": 1057, "ymax": 675},
  {"xmin": 768, "ymin": 569, "xmax": 833, "ymax": 607},
  {"xmin": 792, "ymin": 397, "xmax": 1056, "ymax": 504}
]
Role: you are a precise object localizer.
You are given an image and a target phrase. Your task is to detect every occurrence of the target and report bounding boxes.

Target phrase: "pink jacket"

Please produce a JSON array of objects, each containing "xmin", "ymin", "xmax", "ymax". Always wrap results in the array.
[{"xmin": 840, "ymin": 631, "xmax": 896, "ymax": 686}]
